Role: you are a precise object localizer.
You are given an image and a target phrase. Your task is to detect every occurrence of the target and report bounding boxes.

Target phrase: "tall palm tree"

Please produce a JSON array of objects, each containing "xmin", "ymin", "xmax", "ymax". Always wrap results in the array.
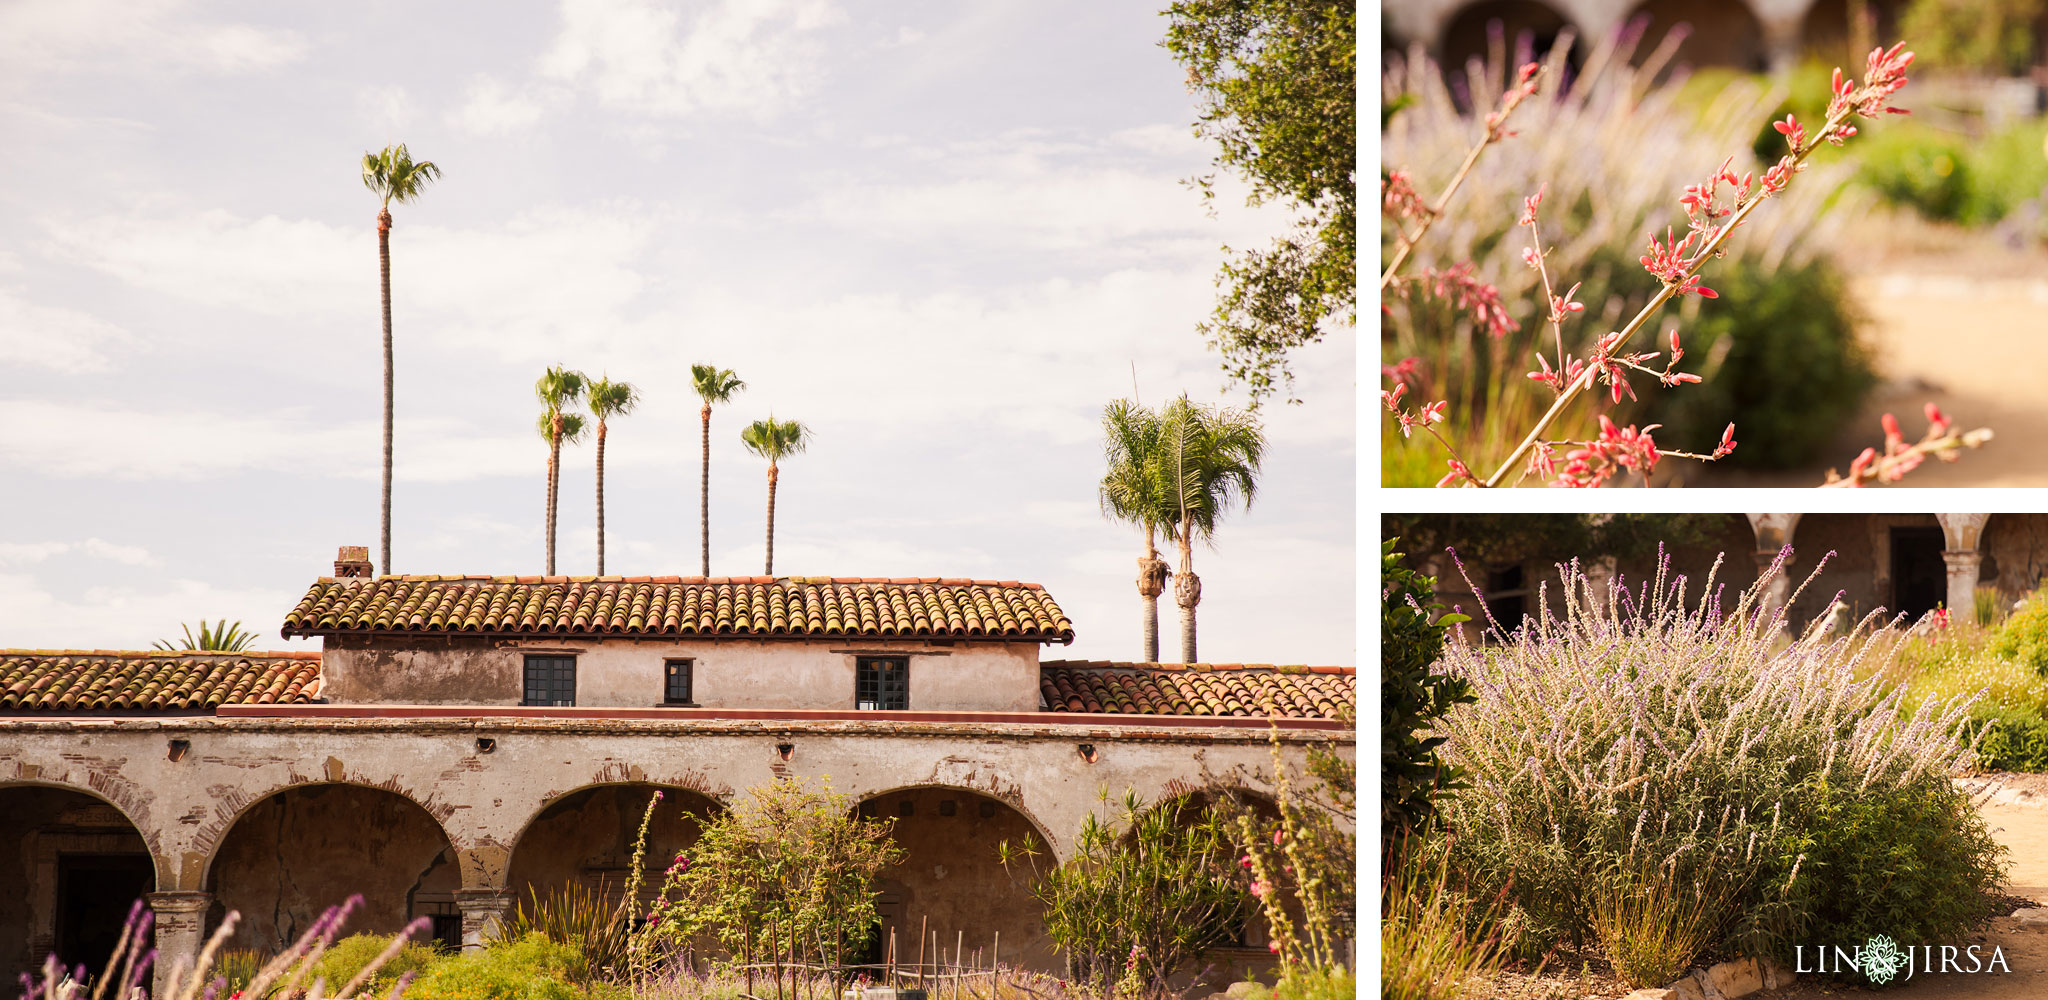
[
  {"xmin": 1100, "ymin": 399, "xmax": 1175, "ymax": 662},
  {"xmin": 1156, "ymin": 394, "xmax": 1264, "ymax": 663},
  {"xmin": 536, "ymin": 366, "xmax": 589, "ymax": 575},
  {"xmin": 690, "ymin": 365, "xmax": 746, "ymax": 576},
  {"xmin": 586, "ymin": 376, "xmax": 641, "ymax": 576},
  {"xmin": 739, "ymin": 417, "xmax": 810, "ymax": 575},
  {"xmin": 361, "ymin": 143, "xmax": 442, "ymax": 578}
]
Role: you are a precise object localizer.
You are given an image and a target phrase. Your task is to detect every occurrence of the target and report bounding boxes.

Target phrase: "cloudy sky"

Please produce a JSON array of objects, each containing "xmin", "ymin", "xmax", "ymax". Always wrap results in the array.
[{"xmin": 0, "ymin": 0, "xmax": 1354, "ymax": 665}]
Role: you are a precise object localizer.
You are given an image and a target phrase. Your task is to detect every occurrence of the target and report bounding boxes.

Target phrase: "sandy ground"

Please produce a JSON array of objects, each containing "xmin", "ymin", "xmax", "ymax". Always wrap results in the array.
[{"xmin": 1698, "ymin": 219, "xmax": 2048, "ymax": 487}]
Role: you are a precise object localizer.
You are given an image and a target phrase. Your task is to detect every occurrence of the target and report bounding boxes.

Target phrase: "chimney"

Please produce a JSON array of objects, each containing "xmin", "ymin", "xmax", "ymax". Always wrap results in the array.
[{"xmin": 334, "ymin": 545, "xmax": 374, "ymax": 578}]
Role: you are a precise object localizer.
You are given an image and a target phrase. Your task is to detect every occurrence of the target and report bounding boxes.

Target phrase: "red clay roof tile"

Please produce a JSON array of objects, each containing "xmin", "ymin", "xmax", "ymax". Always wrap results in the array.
[
  {"xmin": 0, "ymin": 650, "xmax": 322, "ymax": 713},
  {"xmin": 1038, "ymin": 660, "xmax": 1354, "ymax": 720}
]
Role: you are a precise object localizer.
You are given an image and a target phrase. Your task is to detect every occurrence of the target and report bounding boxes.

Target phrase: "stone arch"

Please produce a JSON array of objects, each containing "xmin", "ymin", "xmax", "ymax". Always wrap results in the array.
[
  {"xmin": 503, "ymin": 783, "xmax": 724, "ymax": 915},
  {"xmin": 1800, "ymin": 0, "xmax": 1910, "ymax": 65},
  {"xmin": 0, "ymin": 783, "xmax": 161, "ymax": 986},
  {"xmin": 854, "ymin": 785, "xmax": 1056, "ymax": 973},
  {"xmin": 1623, "ymin": 0, "xmax": 1770, "ymax": 72},
  {"xmin": 1440, "ymin": 0, "xmax": 1579, "ymax": 102},
  {"xmin": 204, "ymin": 782, "xmax": 463, "ymax": 951}
]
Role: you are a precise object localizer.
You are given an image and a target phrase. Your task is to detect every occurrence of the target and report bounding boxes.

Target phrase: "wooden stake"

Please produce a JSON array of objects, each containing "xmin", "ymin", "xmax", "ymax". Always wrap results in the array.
[
  {"xmin": 992, "ymin": 933, "xmax": 1000, "ymax": 999},
  {"xmin": 918, "ymin": 915, "xmax": 928, "ymax": 987},
  {"xmin": 955, "ymin": 931, "xmax": 963, "ymax": 1000}
]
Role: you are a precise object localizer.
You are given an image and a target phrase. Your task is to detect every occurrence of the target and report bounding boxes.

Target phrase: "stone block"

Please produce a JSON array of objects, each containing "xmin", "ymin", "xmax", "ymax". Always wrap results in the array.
[
  {"xmin": 1665, "ymin": 975, "xmax": 1708, "ymax": 1000},
  {"xmin": 1759, "ymin": 956, "xmax": 1795, "ymax": 990},
  {"xmin": 1701, "ymin": 957, "xmax": 1762, "ymax": 999},
  {"xmin": 1620, "ymin": 990, "xmax": 1677, "ymax": 1000}
]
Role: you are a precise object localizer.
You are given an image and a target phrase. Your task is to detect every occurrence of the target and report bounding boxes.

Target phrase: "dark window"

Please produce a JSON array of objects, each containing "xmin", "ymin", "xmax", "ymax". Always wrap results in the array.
[
  {"xmin": 523, "ymin": 655, "xmax": 577, "ymax": 706},
  {"xmin": 1486, "ymin": 565, "xmax": 1529, "ymax": 634},
  {"xmin": 664, "ymin": 659, "xmax": 694, "ymax": 704},
  {"xmin": 856, "ymin": 657, "xmax": 908, "ymax": 710},
  {"xmin": 1892, "ymin": 526, "xmax": 1947, "ymax": 621}
]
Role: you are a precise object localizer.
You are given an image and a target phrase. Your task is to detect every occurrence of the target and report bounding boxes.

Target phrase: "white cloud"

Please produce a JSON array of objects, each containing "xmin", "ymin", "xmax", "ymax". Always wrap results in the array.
[
  {"xmin": 357, "ymin": 84, "xmax": 419, "ymax": 131},
  {"xmin": 0, "ymin": 538, "xmax": 159, "ymax": 569},
  {"xmin": 448, "ymin": 75, "xmax": 561, "ymax": 136},
  {"xmin": 0, "ymin": 542, "xmax": 70, "ymax": 567},
  {"xmin": 0, "ymin": 0, "xmax": 306, "ymax": 79},
  {"xmin": 0, "ymin": 572, "xmax": 313, "ymax": 650},
  {"xmin": 0, "ymin": 288, "xmax": 135, "ymax": 373},
  {"xmin": 539, "ymin": 0, "xmax": 842, "ymax": 119}
]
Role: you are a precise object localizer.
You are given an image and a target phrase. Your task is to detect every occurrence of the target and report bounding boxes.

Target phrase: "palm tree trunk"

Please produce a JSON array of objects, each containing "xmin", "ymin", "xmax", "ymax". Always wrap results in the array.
[
  {"xmin": 377, "ymin": 207, "xmax": 394, "ymax": 577},
  {"xmin": 1137, "ymin": 526, "xmax": 1168, "ymax": 662},
  {"xmin": 1142, "ymin": 591, "xmax": 1159, "ymax": 663},
  {"xmin": 547, "ymin": 416, "xmax": 562, "ymax": 575},
  {"xmin": 596, "ymin": 420, "xmax": 608, "ymax": 576},
  {"xmin": 764, "ymin": 462, "xmax": 779, "ymax": 575},
  {"xmin": 1174, "ymin": 529, "xmax": 1201, "ymax": 663},
  {"xmin": 700, "ymin": 404, "xmax": 712, "ymax": 577}
]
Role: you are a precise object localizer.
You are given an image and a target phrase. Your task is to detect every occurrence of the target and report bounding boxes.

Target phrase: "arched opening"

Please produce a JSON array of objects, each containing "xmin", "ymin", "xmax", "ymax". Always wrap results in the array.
[
  {"xmin": 1144, "ymin": 788, "xmax": 1289, "ymax": 971},
  {"xmin": 505, "ymin": 784, "xmax": 722, "ymax": 916},
  {"xmin": 0, "ymin": 785, "xmax": 157, "ymax": 987},
  {"xmin": 856, "ymin": 787, "xmax": 1054, "ymax": 972},
  {"xmin": 1624, "ymin": 0, "xmax": 1769, "ymax": 73},
  {"xmin": 1800, "ymin": 0, "xmax": 1910, "ymax": 66},
  {"xmin": 206, "ymin": 784, "xmax": 460, "ymax": 951},
  {"xmin": 1439, "ymin": 1, "xmax": 1578, "ymax": 108}
]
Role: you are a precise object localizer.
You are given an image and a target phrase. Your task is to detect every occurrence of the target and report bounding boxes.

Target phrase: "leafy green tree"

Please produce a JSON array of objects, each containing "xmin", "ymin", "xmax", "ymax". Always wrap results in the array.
[
  {"xmin": 360, "ymin": 143, "xmax": 442, "ymax": 577},
  {"xmin": 999, "ymin": 790, "xmax": 1253, "ymax": 996},
  {"xmin": 636, "ymin": 776, "xmax": 901, "ymax": 982},
  {"xmin": 1164, "ymin": 0, "xmax": 1356, "ymax": 405},
  {"xmin": 586, "ymin": 376, "xmax": 641, "ymax": 576},
  {"xmin": 1380, "ymin": 539, "xmax": 1471, "ymax": 844},
  {"xmin": 1902, "ymin": 0, "xmax": 2042, "ymax": 75},
  {"xmin": 1099, "ymin": 399, "xmax": 1175, "ymax": 661},
  {"xmin": 1157, "ymin": 395, "xmax": 1264, "ymax": 662},
  {"xmin": 153, "ymin": 620, "xmax": 258, "ymax": 652},
  {"xmin": 535, "ymin": 366, "xmax": 589, "ymax": 575},
  {"xmin": 740, "ymin": 417, "xmax": 810, "ymax": 575},
  {"xmin": 1378, "ymin": 514, "xmax": 1742, "ymax": 568},
  {"xmin": 690, "ymin": 365, "xmax": 747, "ymax": 577}
]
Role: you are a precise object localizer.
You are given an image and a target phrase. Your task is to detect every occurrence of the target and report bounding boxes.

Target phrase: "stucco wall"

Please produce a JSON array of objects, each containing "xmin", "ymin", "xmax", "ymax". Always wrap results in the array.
[
  {"xmin": 864, "ymin": 786, "xmax": 1054, "ymax": 970},
  {"xmin": 323, "ymin": 636, "xmax": 1045, "ymax": 713}
]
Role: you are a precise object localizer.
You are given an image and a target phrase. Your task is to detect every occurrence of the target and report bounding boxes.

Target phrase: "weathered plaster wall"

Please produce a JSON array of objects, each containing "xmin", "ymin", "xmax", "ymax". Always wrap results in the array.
[
  {"xmin": 207, "ymin": 783, "xmax": 460, "ymax": 950},
  {"xmin": 323, "ymin": 637, "xmax": 1043, "ymax": 713},
  {"xmin": 505, "ymin": 784, "xmax": 720, "ymax": 908},
  {"xmin": 863, "ymin": 787, "xmax": 1052, "ymax": 970}
]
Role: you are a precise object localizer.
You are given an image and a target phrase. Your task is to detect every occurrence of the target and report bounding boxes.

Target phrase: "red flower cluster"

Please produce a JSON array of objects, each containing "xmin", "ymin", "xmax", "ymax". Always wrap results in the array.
[
  {"xmin": 1382, "ymin": 170, "xmax": 1428, "ymax": 222},
  {"xmin": 1381, "ymin": 381, "xmax": 1447, "ymax": 438},
  {"xmin": 1484, "ymin": 62, "xmax": 1542, "ymax": 138},
  {"xmin": 1548, "ymin": 417, "xmax": 1661, "ymax": 488},
  {"xmin": 1421, "ymin": 261, "xmax": 1518, "ymax": 338}
]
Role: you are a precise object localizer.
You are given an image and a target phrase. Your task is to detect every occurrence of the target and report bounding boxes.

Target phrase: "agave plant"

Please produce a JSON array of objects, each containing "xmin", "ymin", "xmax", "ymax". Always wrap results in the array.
[
  {"xmin": 153, "ymin": 619, "xmax": 258, "ymax": 653},
  {"xmin": 500, "ymin": 881, "xmax": 634, "ymax": 983}
]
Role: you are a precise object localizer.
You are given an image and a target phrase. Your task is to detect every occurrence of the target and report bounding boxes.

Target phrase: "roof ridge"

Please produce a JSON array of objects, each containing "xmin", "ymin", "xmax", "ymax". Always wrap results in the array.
[
  {"xmin": 1039, "ymin": 659, "xmax": 1354, "ymax": 675},
  {"xmin": 320, "ymin": 575, "xmax": 1049, "ymax": 589}
]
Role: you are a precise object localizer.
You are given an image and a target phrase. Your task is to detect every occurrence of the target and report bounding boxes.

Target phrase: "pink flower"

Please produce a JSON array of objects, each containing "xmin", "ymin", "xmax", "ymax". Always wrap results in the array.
[
  {"xmin": 1713, "ymin": 423, "xmax": 1738, "ymax": 460},
  {"xmin": 1272, "ymin": 829, "xmax": 1285, "ymax": 845},
  {"xmin": 1925, "ymin": 402, "xmax": 1950, "ymax": 437},
  {"xmin": 1519, "ymin": 186, "xmax": 1545, "ymax": 227},
  {"xmin": 1268, "ymin": 941, "xmax": 1282, "ymax": 954},
  {"xmin": 1436, "ymin": 459, "xmax": 1476, "ymax": 489},
  {"xmin": 1772, "ymin": 114, "xmax": 1805, "ymax": 149},
  {"xmin": 1240, "ymin": 855, "xmax": 1253, "ymax": 869},
  {"xmin": 1250, "ymin": 879, "xmax": 1271, "ymax": 898},
  {"xmin": 1847, "ymin": 446, "xmax": 1878, "ymax": 485}
]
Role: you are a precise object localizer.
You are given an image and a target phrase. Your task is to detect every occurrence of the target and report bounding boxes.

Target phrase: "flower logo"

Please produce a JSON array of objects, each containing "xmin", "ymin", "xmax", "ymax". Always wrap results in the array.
[{"xmin": 1862, "ymin": 934, "xmax": 1908, "ymax": 985}]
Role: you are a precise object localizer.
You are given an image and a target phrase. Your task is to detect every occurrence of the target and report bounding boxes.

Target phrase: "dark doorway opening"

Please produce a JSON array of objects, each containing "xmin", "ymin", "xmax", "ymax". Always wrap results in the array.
[
  {"xmin": 55, "ymin": 854, "xmax": 154, "ymax": 976},
  {"xmin": 1891, "ymin": 526, "xmax": 1947, "ymax": 621}
]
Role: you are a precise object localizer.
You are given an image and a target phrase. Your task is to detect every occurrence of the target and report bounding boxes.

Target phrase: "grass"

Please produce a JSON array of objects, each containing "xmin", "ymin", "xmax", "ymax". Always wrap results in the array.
[
  {"xmin": 1381, "ymin": 838, "xmax": 1510, "ymax": 1000},
  {"xmin": 1589, "ymin": 862, "xmax": 1726, "ymax": 989}
]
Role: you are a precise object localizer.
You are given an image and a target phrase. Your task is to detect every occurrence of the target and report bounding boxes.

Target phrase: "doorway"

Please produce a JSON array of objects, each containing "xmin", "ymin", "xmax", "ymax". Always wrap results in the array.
[
  {"xmin": 1891, "ymin": 526, "xmax": 1947, "ymax": 621},
  {"xmin": 54, "ymin": 853, "xmax": 154, "ymax": 976}
]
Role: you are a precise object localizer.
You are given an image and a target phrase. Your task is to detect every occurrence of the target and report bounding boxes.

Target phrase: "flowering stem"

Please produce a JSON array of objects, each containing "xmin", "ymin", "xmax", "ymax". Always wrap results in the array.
[
  {"xmin": 1481, "ymin": 103, "xmax": 1855, "ymax": 488},
  {"xmin": 1380, "ymin": 66, "xmax": 1544, "ymax": 292}
]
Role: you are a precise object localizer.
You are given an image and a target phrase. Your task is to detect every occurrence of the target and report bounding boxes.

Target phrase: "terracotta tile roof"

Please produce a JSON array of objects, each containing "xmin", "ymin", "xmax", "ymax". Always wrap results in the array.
[
  {"xmin": 1038, "ymin": 661, "xmax": 1354, "ymax": 719},
  {"xmin": 281, "ymin": 575, "xmax": 1075, "ymax": 642},
  {"xmin": 0, "ymin": 650, "xmax": 322, "ymax": 713}
]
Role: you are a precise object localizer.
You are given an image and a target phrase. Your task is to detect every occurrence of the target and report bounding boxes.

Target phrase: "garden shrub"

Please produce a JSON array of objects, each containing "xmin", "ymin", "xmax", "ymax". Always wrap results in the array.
[
  {"xmin": 1968, "ymin": 704, "xmax": 2048, "ymax": 772},
  {"xmin": 404, "ymin": 933, "xmax": 621, "ymax": 1000},
  {"xmin": 1436, "ymin": 553, "xmax": 2000, "ymax": 980},
  {"xmin": 312, "ymin": 933, "xmax": 441, "ymax": 995},
  {"xmin": 1991, "ymin": 590, "xmax": 2048, "ymax": 675},
  {"xmin": 1381, "ymin": 539, "xmax": 1471, "ymax": 843},
  {"xmin": 1855, "ymin": 118, "xmax": 2048, "ymax": 230}
]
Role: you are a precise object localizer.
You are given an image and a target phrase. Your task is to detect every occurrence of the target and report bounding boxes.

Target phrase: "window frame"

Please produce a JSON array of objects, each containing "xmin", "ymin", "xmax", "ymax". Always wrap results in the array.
[
  {"xmin": 663, "ymin": 658, "xmax": 695, "ymax": 706},
  {"xmin": 855, "ymin": 656, "xmax": 910, "ymax": 711},
  {"xmin": 522, "ymin": 654, "xmax": 578, "ymax": 707}
]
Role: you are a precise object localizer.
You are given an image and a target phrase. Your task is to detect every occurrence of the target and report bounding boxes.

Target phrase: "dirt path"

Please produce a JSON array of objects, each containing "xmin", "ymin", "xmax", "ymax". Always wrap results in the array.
[{"xmin": 1701, "ymin": 221, "xmax": 2048, "ymax": 487}]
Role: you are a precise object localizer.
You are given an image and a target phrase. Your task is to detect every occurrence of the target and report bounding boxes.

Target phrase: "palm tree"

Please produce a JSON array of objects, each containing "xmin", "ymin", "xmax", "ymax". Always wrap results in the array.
[
  {"xmin": 536, "ymin": 366, "xmax": 589, "ymax": 575},
  {"xmin": 739, "ymin": 417, "xmax": 810, "ymax": 575},
  {"xmin": 361, "ymin": 143, "xmax": 442, "ymax": 578},
  {"xmin": 154, "ymin": 620, "xmax": 258, "ymax": 652},
  {"xmin": 1156, "ymin": 394, "xmax": 1264, "ymax": 663},
  {"xmin": 690, "ymin": 365, "xmax": 746, "ymax": 576},
  {"xmin": 586, "ymin": 376, "xmax": 641, "ymax": 576},
  {"xmin": 1100, "ymin": 399, "xmax": 1175, "ymax": 662}
]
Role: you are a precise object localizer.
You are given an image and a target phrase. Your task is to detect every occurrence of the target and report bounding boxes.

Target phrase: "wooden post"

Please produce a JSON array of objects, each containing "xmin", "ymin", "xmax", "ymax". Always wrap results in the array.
[
  {"xmin": 992, "ymin": 933, "xmax": 1000, "ymax": 999},
  {"xmin": 917, "ymin": 915, "xmax": 928, "ymax": 988},
  {"xmin": 955, "ymin": 931, "xmax": 963, "ymax": 1000},
  {"xmin": 888, "ymin": 929, "xmax": 897, "ymax": 990},
  {"xmin": 747, "ymin": 920, "xmax": 756, "ymax": 1000}
]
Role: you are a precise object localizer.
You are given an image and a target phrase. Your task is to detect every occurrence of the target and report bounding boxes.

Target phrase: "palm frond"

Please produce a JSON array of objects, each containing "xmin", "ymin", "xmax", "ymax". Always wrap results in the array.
[
  {"xmin": 587, "ymin": 376, "xmax": 641, "ymax": 421},
  {"xmin": 153, "ymin": 619, "xmax": 257, "ymax": 652},
  {"xmin": 361, "ymin": 143, "xmax": 442, "ymax": 207},
  {"xmin": 740, "ymin": 416, "xmax": 810, "ymax": 462},
  {"xmin": 690, "ymin": 364, "xmax": 747, "ymax": 405},
  {"xmin": 1156, "ymin": 394, "xmax": 1265, "ymax": 546},
  {"xmin": 537, "ymin": 411, "xmax": 589, "ymax": 444}
]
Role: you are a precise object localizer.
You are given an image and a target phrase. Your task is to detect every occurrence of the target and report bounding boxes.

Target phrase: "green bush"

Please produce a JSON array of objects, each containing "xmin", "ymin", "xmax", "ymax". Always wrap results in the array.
[
  {"xmin": 404, "ymin": 934, "xmax": 623, "ymax": 1000},
  {"xmin": 1991, "ymin": 592, "xmax": 2048, "ymax": 674},
  {"xmin": 1969, "ymin": 705, "xmax": 2048, "ymax": 772},
  {"xmin": 1635, "ymin": 252, "xmax": 1875, "ymax": 469},
  {"xmin": 1856, "ymin": 118, "xmax": 2048, "ymax": 228},
  {"xmin": 1380, "ymin": 540, "xmax": 1471, "ymax": 843},
  {"xmin": 313, "ymin": 933, "xmax": 441, "ymax": 995}
]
